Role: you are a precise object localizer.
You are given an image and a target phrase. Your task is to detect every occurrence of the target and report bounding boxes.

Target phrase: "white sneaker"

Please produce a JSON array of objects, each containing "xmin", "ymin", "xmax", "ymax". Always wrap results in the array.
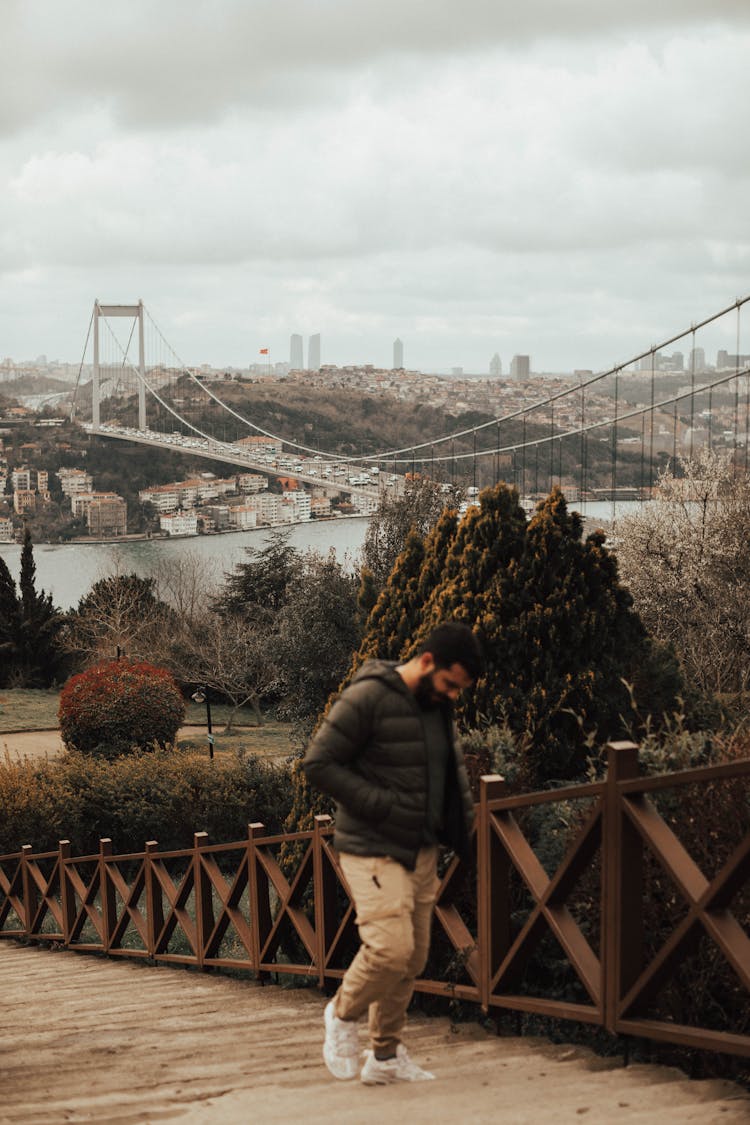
[
  {"xmin": 360, "ymin": 1044, "xmax": 435, "ymax": 1085},
  {"xmin": 323, "ymin": 999, "xmax": 359, "ymax": 1080}
]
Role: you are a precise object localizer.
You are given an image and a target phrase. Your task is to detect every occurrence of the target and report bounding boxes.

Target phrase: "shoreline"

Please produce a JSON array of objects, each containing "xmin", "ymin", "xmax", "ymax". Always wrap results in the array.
[{"xmin": 1, "ymin": 513, "xmax": 368, "ymax": 549}]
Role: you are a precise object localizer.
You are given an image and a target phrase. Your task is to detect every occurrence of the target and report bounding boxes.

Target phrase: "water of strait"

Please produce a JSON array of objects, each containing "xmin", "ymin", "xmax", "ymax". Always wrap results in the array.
[{"xmin": 0, "ymin": 500, "xmax": 633, "ymax": 610}]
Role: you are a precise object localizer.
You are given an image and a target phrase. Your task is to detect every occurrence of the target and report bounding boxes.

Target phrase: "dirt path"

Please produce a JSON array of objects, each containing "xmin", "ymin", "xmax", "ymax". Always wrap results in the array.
[
  {"xmin": 0, "ymin": 727, "xmax": 212, "ymax": 761},
  {"xmin": 0, "ymin": 943, "xmax": 747, "ymax": 1125}
]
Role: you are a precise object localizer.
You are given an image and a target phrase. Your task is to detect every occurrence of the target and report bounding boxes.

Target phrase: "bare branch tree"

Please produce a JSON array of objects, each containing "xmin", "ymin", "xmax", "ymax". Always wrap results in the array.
[
  {"xmin": 166, "ymin": 612, "xmax": 281, "ymax": 729},
  {"xmin": 617, "ymin": 449, "xmax": 750, "ymax": 695},
  {"xmin": 148, "ymin": 550, "xmax": 222, "ymax": 628},
  {"xmin": 63, "ymin": 567, "xmax": 172, "ymax": 667}
]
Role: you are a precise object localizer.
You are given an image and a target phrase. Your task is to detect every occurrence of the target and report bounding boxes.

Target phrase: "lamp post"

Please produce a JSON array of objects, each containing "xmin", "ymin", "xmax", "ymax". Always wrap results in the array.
[{"xmin": 191, "ymin": 687, "xmax": 214, "ymax": 760}]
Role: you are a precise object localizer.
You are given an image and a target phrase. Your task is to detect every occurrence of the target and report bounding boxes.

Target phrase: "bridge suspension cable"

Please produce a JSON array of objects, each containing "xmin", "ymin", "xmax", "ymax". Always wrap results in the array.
[{"xmin": 82, "ymin": 295, "xmax": 750, "ymax": 481}]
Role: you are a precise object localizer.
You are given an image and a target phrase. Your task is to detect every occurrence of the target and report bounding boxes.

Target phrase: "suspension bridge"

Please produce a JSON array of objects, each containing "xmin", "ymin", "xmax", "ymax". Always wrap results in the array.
[{"xmin": 70, "ymin": 296, "xmax": 750, "ymax": 519}]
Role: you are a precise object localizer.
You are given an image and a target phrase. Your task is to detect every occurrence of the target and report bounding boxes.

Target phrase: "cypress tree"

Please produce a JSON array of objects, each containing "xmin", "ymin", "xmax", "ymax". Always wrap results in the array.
[
  {"xmin": 0, "ymin": 555, "xmax": 19, "ymax": 688},
  {"xmin": 289, "ymin": 482, "xmax": 683, "ymax": 830},
  {"xmin": 13, "ymin": 526, "xmax": 65, "ymax": 687}
]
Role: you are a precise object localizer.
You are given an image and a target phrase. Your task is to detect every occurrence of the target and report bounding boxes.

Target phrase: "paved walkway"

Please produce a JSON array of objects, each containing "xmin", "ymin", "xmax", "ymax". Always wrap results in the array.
[
  {"xmin": 1, "ymin": 943, "xmax": 748, "ymax": 1124},
  {"xmin": 0, "ymin": 727, "xmax": 212, "ymax": 761}
]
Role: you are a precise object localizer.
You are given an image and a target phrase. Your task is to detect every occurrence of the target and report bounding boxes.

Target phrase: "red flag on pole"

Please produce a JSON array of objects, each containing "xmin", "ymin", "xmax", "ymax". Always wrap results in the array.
[{"xmin": 259, "ymin": 347, "xmax": 269, "ymax": 355}]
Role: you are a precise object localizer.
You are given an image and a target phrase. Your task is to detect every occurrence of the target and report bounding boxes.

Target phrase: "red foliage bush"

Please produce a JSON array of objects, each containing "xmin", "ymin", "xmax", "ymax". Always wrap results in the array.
[{"xmin": 58, "ymin": 660, "xmax": 185, "ymax": 758}]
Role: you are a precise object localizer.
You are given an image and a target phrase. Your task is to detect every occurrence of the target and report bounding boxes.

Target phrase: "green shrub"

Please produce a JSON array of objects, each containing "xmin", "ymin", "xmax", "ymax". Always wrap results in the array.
[
  {"xmin": 58, "ymin": 660, "xmax": 185, "ymax": 757},
  {"xmin": 0, "ymin": 746, "xmax": 293, "ymax": 856}
]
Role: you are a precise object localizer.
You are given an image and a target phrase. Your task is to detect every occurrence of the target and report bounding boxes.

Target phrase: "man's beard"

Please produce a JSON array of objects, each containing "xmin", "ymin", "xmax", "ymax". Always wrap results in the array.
[{"xmin": 414, "ymin": 671, "xmax": 448, "ymax": 708}]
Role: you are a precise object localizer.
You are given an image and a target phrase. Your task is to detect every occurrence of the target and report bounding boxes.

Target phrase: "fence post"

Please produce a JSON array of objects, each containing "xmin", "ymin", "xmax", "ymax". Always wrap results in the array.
[
  {"xmin": 193, "ymin": 831, "xmax": 211, "ymax": 969},
  {"xmin": 603, "ymin": 741, "xmax": 641, "ymax": 1033},
  {"xmin": 144, "ymin": 841, "xmax": 161, "ymax": 959},
  {"xmin": 247, "ymin": 823, "xmax": 268, "ymax": 979},
  {"xmin": 59, "ymin": 841, "xmax": 75, "ymax": 945},
  {"xmin": 313, "ymin": 814, "xmax": 334, "ymax": 990},
  {"xmin": 99, "ymin": 839, "xmax": 115, "ymax": 952},
  {"xmin": 478, "ymin": 775, "xmax": 507, "ymax": 1013},
  {"xmin": 20, "ymin": 845, "xmax": 37, "ymax": 938}
]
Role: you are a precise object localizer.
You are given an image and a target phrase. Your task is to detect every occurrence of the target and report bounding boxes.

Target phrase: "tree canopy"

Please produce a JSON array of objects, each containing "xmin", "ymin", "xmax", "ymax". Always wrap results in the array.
[
  {"xmin": 0, "ymin": 527, "xmax": 66, "ymax": 687},
  {"xmin": 351, "ymin": 484, "xmax": 684, "ymax": 785},
  {"xmin": 616, "ymin": 450, "xmax": 750, "ymax": 697}
]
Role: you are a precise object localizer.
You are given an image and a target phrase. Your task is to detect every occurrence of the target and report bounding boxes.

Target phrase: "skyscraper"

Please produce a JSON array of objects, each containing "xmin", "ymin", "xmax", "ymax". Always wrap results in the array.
[
  {"xmin": 290, "ymin": 334, "xmax": 303, "ymax": 369},
  {"xmin": 510, "ymin": 355, "xmax": 530, "ymax": 380},
  {"xmin": 690, "ymin": 346, "xmax": 706, "ymax": 372},
  {"xmin": 393, "ymin": 338, "xmax": 404, "ymax": 369},
  {"xmin": 490, "ymin": 353, "xmax": 502, "ymax": 377},
  {"xmin": 308, "ymin": 334, "xmax": 321, "ymax": 372}
]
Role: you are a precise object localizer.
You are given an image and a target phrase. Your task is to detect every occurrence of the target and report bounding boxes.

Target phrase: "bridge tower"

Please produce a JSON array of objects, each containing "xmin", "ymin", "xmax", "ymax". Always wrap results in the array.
[{"xmin": 92, "ymin": 301, "xmax": 147, "ymax": 431}]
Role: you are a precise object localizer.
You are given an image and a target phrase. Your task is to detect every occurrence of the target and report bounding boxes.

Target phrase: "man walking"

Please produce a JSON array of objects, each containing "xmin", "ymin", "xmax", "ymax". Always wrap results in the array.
[{"xmin": 302, "ymin": 622, "xmax": 482, "ymax": 1085}]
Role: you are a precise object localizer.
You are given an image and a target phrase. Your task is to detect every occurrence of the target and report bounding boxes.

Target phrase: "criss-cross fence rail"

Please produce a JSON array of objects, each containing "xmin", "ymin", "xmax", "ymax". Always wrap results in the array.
[{"xmin": 1, "ymin": 743, "xmax": 749, "ymax": 1057}]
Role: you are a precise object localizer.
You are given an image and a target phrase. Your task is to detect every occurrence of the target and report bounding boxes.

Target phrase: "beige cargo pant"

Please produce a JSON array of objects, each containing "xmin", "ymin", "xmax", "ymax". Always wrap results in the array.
[{"xmin": 333, "ymin": 846, "xmax": 439, "ymax": 1057}]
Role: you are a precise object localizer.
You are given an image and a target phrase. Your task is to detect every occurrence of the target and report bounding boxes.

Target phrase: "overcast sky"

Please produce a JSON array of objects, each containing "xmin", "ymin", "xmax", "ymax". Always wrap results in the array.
[{"xmin": 1, "ymin": 0, "xmax": 749, "ymax": 375}]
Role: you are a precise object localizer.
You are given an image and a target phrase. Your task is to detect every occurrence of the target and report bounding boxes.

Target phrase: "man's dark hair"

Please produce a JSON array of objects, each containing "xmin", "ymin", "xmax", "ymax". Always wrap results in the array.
[{"xmin": 420, "ymin": 622, "xmax": 483, "ymax": 681}]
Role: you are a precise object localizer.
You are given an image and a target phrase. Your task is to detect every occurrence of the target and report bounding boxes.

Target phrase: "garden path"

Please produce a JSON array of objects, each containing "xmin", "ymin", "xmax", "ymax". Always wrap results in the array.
[
  {"xmin": 0, "ymin": 727, "xmax": 210, "ymax": 761},
  {"xmin": 1, "ymin": 942, "xmax": 748, "ymax": 1124}
]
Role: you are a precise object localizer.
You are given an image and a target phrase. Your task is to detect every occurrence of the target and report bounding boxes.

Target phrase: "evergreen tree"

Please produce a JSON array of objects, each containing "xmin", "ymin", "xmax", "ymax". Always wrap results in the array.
[
  {"xmin": 214, "ymin": 532, "xmax": 301, "ymax": 625},
  {"xmin": 12, "ymin": 526, "xmax": 66, "ymax": 687},
  {"xmin": 0, "ymin": 556, "xmax": 19, "ymax": 687},
  {"xmin": 354, "ymin": 529, "xmax": 427, "ymax": 670},
  {"xmin": 350, "ymin": 485, "xmax": 683, "ymax": 789}
]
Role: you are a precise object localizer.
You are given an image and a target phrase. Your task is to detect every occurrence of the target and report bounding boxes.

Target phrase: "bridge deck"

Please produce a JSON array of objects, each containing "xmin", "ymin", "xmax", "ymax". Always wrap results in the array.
[{"xmin": 1, "ymin": 943, "xmax": 747, "ymax": 1124}]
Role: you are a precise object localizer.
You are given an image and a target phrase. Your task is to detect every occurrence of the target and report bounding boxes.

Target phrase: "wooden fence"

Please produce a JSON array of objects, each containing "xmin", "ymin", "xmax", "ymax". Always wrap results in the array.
[{"xmin": 1, "ymin": 742, "xmax": 749, "ymax": 1058}]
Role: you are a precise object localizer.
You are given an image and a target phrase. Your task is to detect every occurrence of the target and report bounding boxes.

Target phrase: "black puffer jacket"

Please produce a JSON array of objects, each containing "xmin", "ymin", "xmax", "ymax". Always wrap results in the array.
[{"xmin": 302, "ymin": 660, "xmax": 474, "ymax": 871}]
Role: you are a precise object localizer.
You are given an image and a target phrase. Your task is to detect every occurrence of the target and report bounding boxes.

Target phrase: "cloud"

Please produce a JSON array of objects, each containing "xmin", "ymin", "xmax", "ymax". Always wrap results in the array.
[
  {"xmin": 2, "ymin": 0, "xmax": 750, "ymax": 133},
  {"xmin": 1, "ymin": 2, "xmax": 749, "ymax": 374}
]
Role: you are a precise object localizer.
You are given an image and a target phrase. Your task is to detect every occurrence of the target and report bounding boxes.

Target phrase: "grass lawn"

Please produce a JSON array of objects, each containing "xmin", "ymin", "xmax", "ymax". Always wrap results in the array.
[
  {"xmin": 176, "ymin": 722, "xmax": 298, "ymax": 761},
  {"xmin": 0, "ymin": 689, "xmax": 297, "ymax": 760},
  {"xmin": 0, "ymin": 689, "xmax": 61, "ymax": 732}
]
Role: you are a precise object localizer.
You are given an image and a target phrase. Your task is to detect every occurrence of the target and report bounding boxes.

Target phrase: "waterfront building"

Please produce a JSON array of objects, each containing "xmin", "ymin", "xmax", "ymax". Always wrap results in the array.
[
  {"xmin": 138, "ymin": 486, "xmax": 180, "ymax": 513},
  {"xmin": 71, "ymin": 491, "xmax": 119, "ymax": 519},
  {"xmin": 283, "ymin": 489, "xmax": 311, "ymax": 521},
  {"xmin": 202, "ymin": 504, "xmax": 230, "ymax": 530},
  {"xmin": 159, "ymin": 511, "xmax": 199, "ymax": 537},
  {"xmin": 227, "ymin": 504, "xmax": 259, "ymax": 530},
  {"xmin": 88, "ymin": 495, "xmax": 127, "ymax": 537},
  {"xmin": 0, "ymin": 516, "xmax": 13, "ymax": 541}
]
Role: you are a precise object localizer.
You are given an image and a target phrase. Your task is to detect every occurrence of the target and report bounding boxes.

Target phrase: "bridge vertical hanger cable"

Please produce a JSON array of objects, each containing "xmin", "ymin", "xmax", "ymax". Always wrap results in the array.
[
  {"xmin": 533, "ymin": 440, "xmax": 539, "ymax": 498},
  {"xmin": 472, "ymin": 430, "xmax": 477, "ymax": 493},
  {"xmin": 672, "ymin": 365, "xmax": 679, "ymax": 469},
  {"xmin": 521, "ymin": 414, "xmax": 527, "ymax": 503},
  {"xmin": 70, "ymin": 306, "xmax": 95, "ymax": 422},
  {"xmin": 648, "ymin": 348, "xmax": 656, "ymax": 497},
  {"xmin": 549, "ymin": 401, "xmax": 554, "ymax": 491},
  {"xmin": 733, "ymin": 304, "xmax": 741, "ymax": 457},
  {"xmin": 611, "ymin": 368, "xmax": 619, "ymax": 524},
  {"xmin": 689, "ymin": 343, "xmax": 696, "ymax": 459},
  {"xmin": 738, "ymin": 301, "xmax": 749, "ymax": 474},
  {"xmin": 579, "ymin": 381, "xmax": 585, "ymax": 513}
]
